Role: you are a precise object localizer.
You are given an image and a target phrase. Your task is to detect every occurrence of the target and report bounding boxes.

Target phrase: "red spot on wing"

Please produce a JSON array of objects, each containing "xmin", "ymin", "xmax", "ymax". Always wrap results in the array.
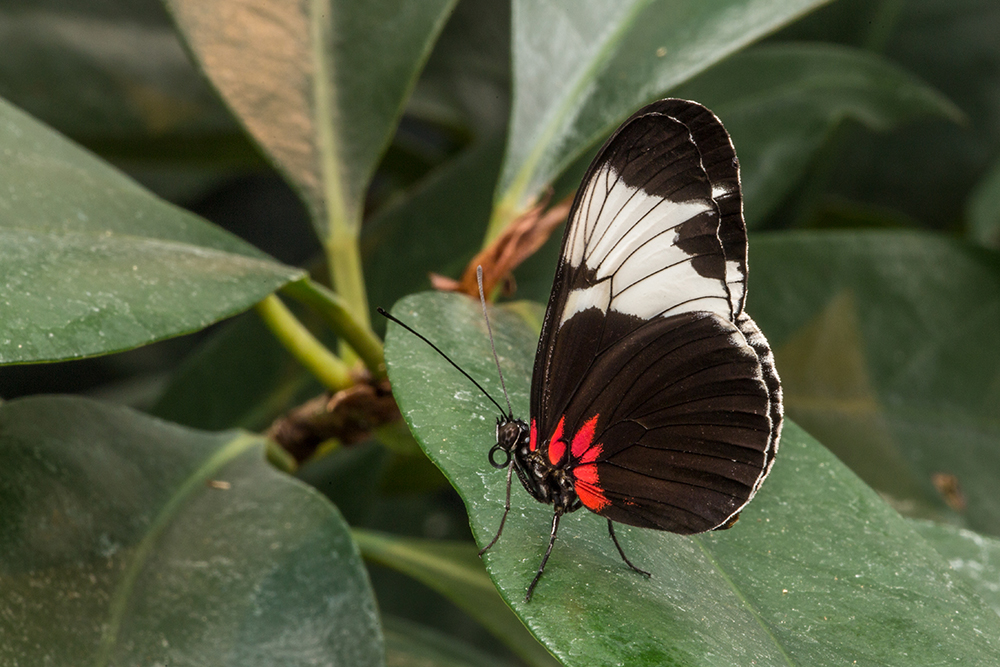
[
  {"xmin": 547, "ymin": 416, "xmax": 567, "ymax": 466},
  {"xmin": 573, "ymin": 462, "xmax": 609, "ymax": 511},
  {"xmin": 529, "ymin": 419, "xmax": 537, "ymax": 452},
  {"xmin": 573, "ymin": 461, "xmax": 600, "ymax": 485},
  {"xmin": 548, "ymin": 438, "xmax": 566, "ymax": 466},
  {"xmin": 551, "ymin": 416, "xmax": 565, "ymax": 443},
  {"xmin": 579, "ymin": 443, "xmax": 601, "ymax": 465},
  {"xmin": 571, "ymin": 415, "xmax": 599, "ymax": 458}
]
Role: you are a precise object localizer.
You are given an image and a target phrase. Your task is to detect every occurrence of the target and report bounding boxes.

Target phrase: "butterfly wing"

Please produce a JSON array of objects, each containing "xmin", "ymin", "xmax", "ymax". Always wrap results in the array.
[
  {"xmin": 530, "ymin": 99, "xmax": 781, "ymax": 532},
  {"xmin": 550, "ymin": 311, "xmax": 772, "ymax": 532}
]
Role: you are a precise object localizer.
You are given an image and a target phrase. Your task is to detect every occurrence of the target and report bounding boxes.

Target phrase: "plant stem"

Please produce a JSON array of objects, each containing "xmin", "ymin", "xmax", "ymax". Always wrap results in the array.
[
  {"xmin": 325, "ymin": 234, "xmax": 372, "ymax": 336},
  {"xmin": 255, "ymin": 294, "xmax": 352, "ymax": 392},
  {"xmin": 282, "ymin": 278, "xmax": 385, "ymax": 380},
  {"xmin": 266, "ymin": 439, "xmax": 299, "ymax": 473},
  {"xmin": 310, "ymin": 0, "xmax": 372, "ymax": 350}
]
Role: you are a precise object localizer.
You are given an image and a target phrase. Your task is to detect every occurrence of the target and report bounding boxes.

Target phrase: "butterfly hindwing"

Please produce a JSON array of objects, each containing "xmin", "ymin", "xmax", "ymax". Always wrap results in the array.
[{"xmin": 556, "ymin": 311, "xmax": 772, "ymax": 532}]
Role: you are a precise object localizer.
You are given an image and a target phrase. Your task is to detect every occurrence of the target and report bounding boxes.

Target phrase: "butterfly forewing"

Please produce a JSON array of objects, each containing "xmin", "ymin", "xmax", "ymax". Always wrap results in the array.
[
  {"xmin": 654, "ymin": 99, "xmax": 749, "ymax": 315},
  {"xmin": 530, "ymin": 99, "xmax": 781, "ymax": 532}
]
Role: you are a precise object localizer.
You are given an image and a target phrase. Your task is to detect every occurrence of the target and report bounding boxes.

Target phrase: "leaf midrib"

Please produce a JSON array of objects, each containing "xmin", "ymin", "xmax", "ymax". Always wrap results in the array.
[
  {"xmin": 692, "ymin": 535, "xmax": 799, "ymax": 666},
  {"xmin": 93, "ymin": 433, "xmax": 260, "ymax": 667},
  {"xmin": 495, "ymin": 0, "xmax": 655, "ymax": 234}
]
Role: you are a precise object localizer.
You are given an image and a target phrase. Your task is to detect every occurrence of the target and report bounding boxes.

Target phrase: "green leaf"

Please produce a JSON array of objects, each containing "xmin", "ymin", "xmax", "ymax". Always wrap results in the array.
[
  {"xmin": 164, "ymin": 0, "xmax": 457, "ymax": 241},
  {"xmin": 750, "ymin": 231, "xmax": 1000, "ymax": 533},
  {"xmin": 491, "ymin": 0, "xmax": 833, "ymax": 237},
  {"xmin": 0, "ymin": 2, "xmax": 238, "ymax": 146},
  {"xmin": 0, "ymin": 395, "xmax": 382, "ymax": 666},
  {"xmin": 0, "ymin": 96, "xmax": 303, "ymax": 365},
  {"xmin": 150, "ymin": 312, "xmax": 320, "ymax": 431},
  {"xmin": 356, "ymin": 530, "xmax": 560, "ymax": 667},
  {"xmin": 165, "ymin": 0, "xmax": 457, "ymax": 329},
  {"xmin": 968, "ymin": 156, "xmax": 1000, "ymax": 248},
  {"xmin": 910, "ymin": 520, "xmax": 1000, "ymax": 618},
  {"xmin": 799, "ymin": 0, "xmax": 1000, "ymax": 229},
  {"xmin": 409, "ymin": 0, "xmax": 511, "ymax": 134},
  {"xmin": 385, "ymin": 616, "xmax": 519, "ymax": 667},
  {"xmin": 385, "ymin": 291, "xmax": 1000, "ymax": 665},
  {"xmin": 364, "ymin": 135, "xmax": 506, "ymax": 328},
  {"xmin": 674, "ymin": 43, "xmax": 962, "ymax": 225}
]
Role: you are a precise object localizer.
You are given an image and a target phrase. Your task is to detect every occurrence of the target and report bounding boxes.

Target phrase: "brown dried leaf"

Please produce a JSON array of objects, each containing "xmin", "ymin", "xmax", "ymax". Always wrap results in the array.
[
  {"xmin": 433, "ymin": 192, "xmax": 573, "ymax": 299},
  {"xmin": 932, "ymin": 472, "xmax": 967, "ymax": 512}
]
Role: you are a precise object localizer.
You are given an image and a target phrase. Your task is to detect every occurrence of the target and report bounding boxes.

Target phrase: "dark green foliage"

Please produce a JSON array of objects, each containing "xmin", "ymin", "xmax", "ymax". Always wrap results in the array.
[{"xmin": 1, "ymin": 0, "xmax": 999, "ymax": 664}]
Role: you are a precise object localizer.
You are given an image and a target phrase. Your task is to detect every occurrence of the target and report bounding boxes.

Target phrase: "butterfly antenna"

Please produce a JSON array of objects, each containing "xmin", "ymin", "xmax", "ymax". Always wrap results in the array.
[
  {"xmin": 377, "ymin": 307, "xmax": 508, "ymax": 417},
  {"xmin": 477, "ymin": 266, "xmax": 514, "ymax": 419}
]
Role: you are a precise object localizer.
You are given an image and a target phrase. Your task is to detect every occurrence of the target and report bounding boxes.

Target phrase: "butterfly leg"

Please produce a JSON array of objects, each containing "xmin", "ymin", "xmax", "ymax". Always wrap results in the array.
[
  {"xmin": 608, "ymin": 520, "xmax": 651, "ymax": 577},
  {"xmin": 479, "ymin": 460, "xmax": 515, "ymax": 556},
  {"xmin": 525, "ymin": 510, "xmax": 563, "ymax": 602}
]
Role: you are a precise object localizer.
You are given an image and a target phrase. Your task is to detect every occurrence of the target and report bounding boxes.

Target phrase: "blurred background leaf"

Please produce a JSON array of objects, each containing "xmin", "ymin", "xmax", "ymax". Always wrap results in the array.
[
  {"xmin": 490, "ymin": 0, "xmax": 834, "ymax": 237},
  {"xmin": 775, "ymin": 0, "xmax": 1000, "ymax": 233},
  {"xmin": 0, "ymin": 0, "xmax": 244, "ymax": 158},
  {"xmin": 674, "ymin": 42, "xmax": 961, "ymax": 226},
  {"xmin": 750, "ymin": 231, "xmax": 1000, "ymax": 534},
  {"xmin": 149, "ymin": 311, "xmax": 320, "ymax": 431},
  {"xmin": 968, "ymin": 157, "xmax": 1000, "ymax": 248},
  {"xmin": 164, "ymin": 0, "xmax": 457, "ymax": 243},
  {"xmin": 0, "ymin": 396, "xmax": 383, "ymax": 666},
  {"xmin": 385, "ymin": 616, "xmax": 523, "ymax": 667}
]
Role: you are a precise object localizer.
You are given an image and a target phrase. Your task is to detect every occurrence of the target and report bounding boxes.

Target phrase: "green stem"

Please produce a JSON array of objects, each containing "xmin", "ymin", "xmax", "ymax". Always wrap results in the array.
[
  {"xmin": 255, "ymin": 294, "xmax": 352, "ymax": 392},
  {"xmin": 266, "ymin": 439, "xmax": 299, "ymax": 473},
  {"xmin": 282, "ymin": 277, "xmax": 385, "ymax": 380},
  {"xmin": 309, "ymin": 0, "xmax": 371, "ymax": 356},
  {"xmin": 325, "ymin": 234, "xmax": 372, "ymax": 337}
]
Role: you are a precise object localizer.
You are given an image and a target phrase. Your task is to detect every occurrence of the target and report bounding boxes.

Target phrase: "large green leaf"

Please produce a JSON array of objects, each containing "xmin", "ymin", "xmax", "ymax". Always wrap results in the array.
[
  {"xmin": 384, "ymin": 291, "xmax": 1000, "ymax": 666},
  {"xmin": 164, "ymin": 0, "xmax": 457, "ymax": 242},
  {"xmin": 673, "ymin": 42, "xmax": 961, "ymax": 225},
  {"xmin": 0, "ymin": 396, "xmax": 382, "ymax": 666},
  {"xmin": 968, "ymin": 156, "xmax": 1000, "ymax": 248},
  {"xmin": 357, "ymin": 530, "xmax": 560, "ymax": 667},
  {"xmin": 491, "ymin": 0, "xmax": 832, "ymax": 237},
  {"xmin": 0, "ymin": 96, "xmax": 303, "ymax": 365},
  {"xmin": 363, "ymin": 135, "xmax": 506, "ymax": 330},
  {"xmin": 750, "ymin": 231, "xmax": 1000, "ymax": 533},
  {"xmin": 910, "ymin": 520, "xmax": 1000, "ymax": 618},
  {"xmin": 0, "ymin": 1, "xmax": 238, "ymax": 148},
  {"xmin": 149, "ymin": 311, "xmax": 319, "ymax": 431}
]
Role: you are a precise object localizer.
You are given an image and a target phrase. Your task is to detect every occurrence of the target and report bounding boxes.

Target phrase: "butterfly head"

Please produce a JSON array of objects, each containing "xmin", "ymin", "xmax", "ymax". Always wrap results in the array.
[{"xmin": 490, "ymin": 416, "xmax": 529, "ymax": 469}]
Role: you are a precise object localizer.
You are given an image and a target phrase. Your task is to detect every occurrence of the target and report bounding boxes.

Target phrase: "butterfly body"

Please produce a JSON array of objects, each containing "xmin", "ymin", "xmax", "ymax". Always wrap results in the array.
[
  {"xmin": 493, "ymin": 416, "xmax": 583, "ymax": 514},
  {"xmin": 483, "ymin": 99, "xmax": 783, "ymax": 600}
]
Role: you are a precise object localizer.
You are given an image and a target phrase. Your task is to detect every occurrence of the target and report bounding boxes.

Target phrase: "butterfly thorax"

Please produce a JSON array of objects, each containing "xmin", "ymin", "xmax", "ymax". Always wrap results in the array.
[{"xmin": 492, "ymin": 417, "xmax": 582, "ymax": 515}]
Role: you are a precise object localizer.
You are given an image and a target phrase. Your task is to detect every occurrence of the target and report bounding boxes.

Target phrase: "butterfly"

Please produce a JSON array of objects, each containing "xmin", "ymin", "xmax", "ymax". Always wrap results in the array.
[{"xmin": 384, "ymin": 98, "xmax": 782, "ymax": 602}]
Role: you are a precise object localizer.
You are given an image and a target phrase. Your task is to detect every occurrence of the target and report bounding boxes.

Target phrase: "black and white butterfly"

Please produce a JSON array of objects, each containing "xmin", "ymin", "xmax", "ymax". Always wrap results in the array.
[{"xmin": 386, "ymin": 98, "xmax": 782, "ymax": 602}]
